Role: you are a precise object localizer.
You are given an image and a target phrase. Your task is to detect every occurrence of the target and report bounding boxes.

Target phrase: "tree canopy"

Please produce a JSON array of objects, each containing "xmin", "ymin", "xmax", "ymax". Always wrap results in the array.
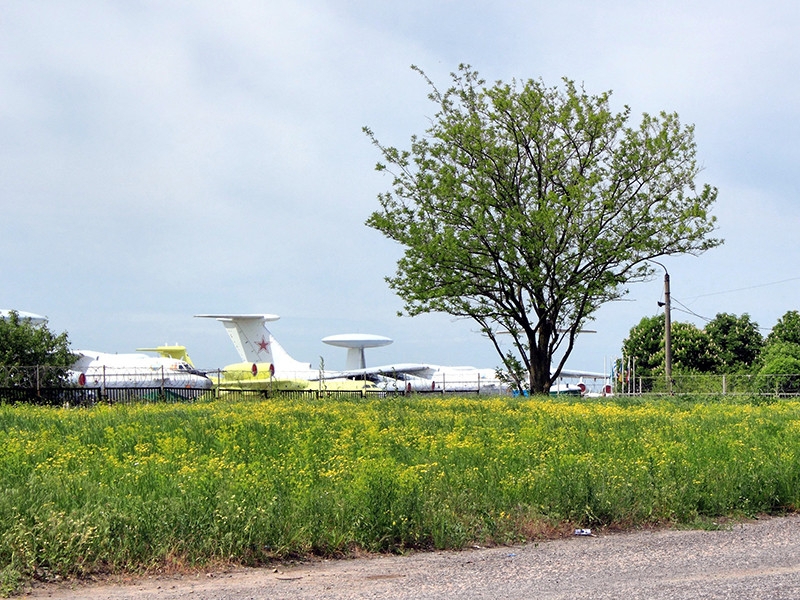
[
  {"xmin": 0, "ymin": 311, "xmax": 75, "ymax": 387},
  {"xmin": 705, "ymin": 312, "xmax": 763, "ymax": 372},
  {"xmin": 366, "ymin": 65, "xmax": 721, "ymax": 393},
  {"xmin": 620, "ymin": 314, "xmax": 665, "ymax": 378},
  {"xmin": 765, "ymin": 310, "xmax": 800, "ymax": 346},
  {"xmin": 620, "ymin": 314, "xmax": 718, "ymax": 390},
  {"xmin": 622, "ymin": 312, "xmax": 762, "ymax": 378},
  {"xmin": 757, "ymin": 342, "xmax": 800, "ymax": 395},
  {"xmin": 755, "ymin": 310, "xmax": 800, "ymax": 394}
]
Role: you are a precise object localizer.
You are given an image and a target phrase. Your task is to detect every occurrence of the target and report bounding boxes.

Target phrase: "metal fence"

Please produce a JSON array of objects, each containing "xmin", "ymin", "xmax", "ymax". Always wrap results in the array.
[
  {"xmin": 613, "ymin": 373, "xmax": 800, "ymax": 397},
  {"xmin": 215, "ymin": 388, "xmax": 403, "ymax": 401},
  {"xmin": 8, "ymin": 368, "xmax": 800, "ymax": 404},
  {"xmin": 0, "ymin": 365, "xmax": 72, "ymax": 388},
  {"xmin": 0, "ymin": 386, "xmax": 213, "ymax": 406},
  {"xmin": 0, "ymin": 383, "xmax": 504, "ymax": 406}
]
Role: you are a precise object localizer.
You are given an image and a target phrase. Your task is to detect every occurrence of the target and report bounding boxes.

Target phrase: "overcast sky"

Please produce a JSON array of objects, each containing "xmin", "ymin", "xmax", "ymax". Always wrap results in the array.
[{"xmin": 3, "ymin": 1, "xmax": 799, "ymax": 374}]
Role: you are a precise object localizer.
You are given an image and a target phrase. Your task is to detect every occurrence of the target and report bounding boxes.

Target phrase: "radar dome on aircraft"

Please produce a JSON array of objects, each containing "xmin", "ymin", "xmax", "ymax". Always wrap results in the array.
[{"xmin": 322, "ymin": 334, "xmax": 393, "ymax": 370}]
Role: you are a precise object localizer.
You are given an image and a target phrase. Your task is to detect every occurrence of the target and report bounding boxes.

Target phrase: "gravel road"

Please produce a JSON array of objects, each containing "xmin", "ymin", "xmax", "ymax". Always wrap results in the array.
[{"xmin": 26, "ymin": 514, "xmax": 800, "ymax": 599}]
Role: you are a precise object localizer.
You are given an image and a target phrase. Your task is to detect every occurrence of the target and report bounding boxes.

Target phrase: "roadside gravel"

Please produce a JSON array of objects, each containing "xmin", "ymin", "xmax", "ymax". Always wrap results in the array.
[{"xmin": 26, "ymin": 514, "xmax": 800, "ymax": 599}]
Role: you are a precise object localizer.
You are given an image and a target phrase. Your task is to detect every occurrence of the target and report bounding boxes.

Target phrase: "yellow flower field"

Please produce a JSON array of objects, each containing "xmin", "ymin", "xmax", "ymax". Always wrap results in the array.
[{"xmin": 1, "ymin": 394, "xmax": 799, "ymax": 594}]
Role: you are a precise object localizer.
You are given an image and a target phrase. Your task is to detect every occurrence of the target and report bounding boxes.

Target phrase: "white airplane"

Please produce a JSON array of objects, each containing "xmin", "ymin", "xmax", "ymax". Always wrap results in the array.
[
  {"xmin": 544, "ymin": 375, "xmax": 612, "ymax": 397},
  {"xmin": 194, "ymin": 314, "xmax": 384, "ymax": 392},
  {"xmin": 321, "ymin": 332, "xmax": 507, "ymax": 393},
  {"xmin": 0, "ymin": 309, "xmax": 48, "ymax": 325},
  {"xmin": 2, "ymin": 309, "xmax": 213, "ymax": 390},
  {"xmin": 195, "ymin": 313, "xmax": 510, "ymax": 394},
  {"xmin": 323, "ymin": 335, "xmax": 611, "ymax": 396},
  {"xmin": 69, "ymin": 349, "xmax": 213, "ymax": 390},
  {"xmin": 3, "ymin": 309, "xmax": 609, "ymax": 395}
]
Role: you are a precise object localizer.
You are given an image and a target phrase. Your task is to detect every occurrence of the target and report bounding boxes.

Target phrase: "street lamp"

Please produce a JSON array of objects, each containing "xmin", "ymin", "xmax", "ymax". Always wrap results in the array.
[{"xmin": 653, "ymin": 261, "xmax": 672, "ymax": 394}]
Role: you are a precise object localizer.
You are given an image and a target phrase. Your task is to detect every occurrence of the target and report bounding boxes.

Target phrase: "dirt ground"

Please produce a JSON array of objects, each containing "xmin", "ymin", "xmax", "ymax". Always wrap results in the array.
[{"xmin": 23, "ymin": 514, "xmax": 800, "ymax": 600}]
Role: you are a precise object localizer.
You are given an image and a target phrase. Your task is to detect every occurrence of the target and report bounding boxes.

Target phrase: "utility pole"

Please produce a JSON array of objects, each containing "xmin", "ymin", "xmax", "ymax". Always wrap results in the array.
[
  {"xmin": 664, "ymin": 271, "xmax": 672, "ymax": 394},
  {"xmin": 654, "ymin": 261, "xmax": 673, "ymax": 394}
]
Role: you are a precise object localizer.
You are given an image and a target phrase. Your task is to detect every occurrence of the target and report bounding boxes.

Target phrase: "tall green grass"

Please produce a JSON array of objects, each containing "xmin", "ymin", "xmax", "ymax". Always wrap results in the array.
[{"xmin": 2, "ymin": 395, "xmax": 800, "ymax": 593}]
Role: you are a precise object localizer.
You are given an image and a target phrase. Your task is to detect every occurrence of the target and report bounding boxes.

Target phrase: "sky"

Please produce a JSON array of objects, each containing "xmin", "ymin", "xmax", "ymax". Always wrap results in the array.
[{"xmin": 2, "ymin": 0, "xmax": 800, "ymax": 374}]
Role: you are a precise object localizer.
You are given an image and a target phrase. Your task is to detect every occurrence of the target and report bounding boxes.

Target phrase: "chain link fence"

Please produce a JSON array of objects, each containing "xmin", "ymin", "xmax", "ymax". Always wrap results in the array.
[
  {"xmin": 6, "ymin": 365, "xmax": 800, "ymax": 403},
  {"xmin": 614, "ymin": 372, "xmax": 800, "ymax": 397}
]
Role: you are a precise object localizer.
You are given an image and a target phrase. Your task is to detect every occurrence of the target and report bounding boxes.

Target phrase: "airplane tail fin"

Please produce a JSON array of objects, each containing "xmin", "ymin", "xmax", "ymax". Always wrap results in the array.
[
  {"xmin": 137, "ymin": 345, "xmax": 195, "ymax": 366},
  {"xmin": 195, "ymin": 314, "xmax": 312, "ymax": 376}
]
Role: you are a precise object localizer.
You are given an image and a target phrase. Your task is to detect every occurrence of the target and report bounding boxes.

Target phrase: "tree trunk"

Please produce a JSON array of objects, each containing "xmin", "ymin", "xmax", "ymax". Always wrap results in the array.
[
  {"xmin": 528, "ymin": 347, "xmax": 551, "ymax": 395},
  {"xmin": 527, "ymin": 324, "xmax": 553, "ymax": 395}
]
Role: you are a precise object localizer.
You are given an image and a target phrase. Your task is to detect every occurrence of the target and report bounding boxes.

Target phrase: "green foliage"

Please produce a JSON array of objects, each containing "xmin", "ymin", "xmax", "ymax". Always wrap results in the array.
[
  {"xmin": 365, "ymin": 64, "xmax": 720, "ymax": 393},
  {"xmin": 622, "ymin": 312, "xmax": 764, "ymax": 385},
  {"xmin": 621, "ymin": 315, "xmax": 664, "ymax": 376},
  {"xmin": 671, "ymin": 322, "xmax": 717, "ymax": 373},
  {"xmin": 0, "ymin": 311, "xmax": 74, "ymax": 387},
  {"xmin": 2, "ymin": 396, "xmax": 800, "ymax": 593},
  {"xmin": 495, "ymin": 351, "xmax": 528, "ymax": 394},
  {"xmin": 622, "ymin": 315, "xmax": 717, "ymax": 382},
  {"xmin": 751, "ymin": 311, "xmax": 800, "ymax": 395},
  {"xmin": 756, "ymin": 342, "xmax": 800, "ymax": 395},
  {"xmin": 705, "ymin": 312, "xmax": 763, "ymax": 372},
  {"xmin": 766, "ymin": 310, "xmax": 800, "ymax": 346}
]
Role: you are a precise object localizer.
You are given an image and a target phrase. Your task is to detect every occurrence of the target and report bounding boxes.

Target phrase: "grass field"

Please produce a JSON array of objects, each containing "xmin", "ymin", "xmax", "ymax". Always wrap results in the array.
[{"xmin": 2, "ymin": 394, "xmax": 800, "ymax": 594}]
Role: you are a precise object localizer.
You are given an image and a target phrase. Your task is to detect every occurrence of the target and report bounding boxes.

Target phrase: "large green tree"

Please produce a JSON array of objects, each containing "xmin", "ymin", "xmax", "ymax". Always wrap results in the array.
[
  {"xmin": 0, "ymin": 311, "xmax": 75, "ymax": 387},
  {"xmin": 366, "ymin": 65, "xmax": 721, "ymax": 393},
  {"xmin": 705, "ymin": 312, "xmax": 763, "ymax": 372},
  {"xmin": 756, "ymin": 311, "xmax": 800, "ymax": 395},
  {"xmin": 757, "ymin": 342, "xmax": 800, "ymax": 396},
  {"xmin": 620, "ymin": 314, "xmax": 665, "ymax": 379},
  {"xmin": 621, "ymin": 314, "xmax": 718, "ymax": 389},
  {"xmin": 765, "ymin": 310, "xmax": 800, "ymax": 346},
  {"xmin": 622, "ymin": 312, "xmax": 763, "ymax": 373}
]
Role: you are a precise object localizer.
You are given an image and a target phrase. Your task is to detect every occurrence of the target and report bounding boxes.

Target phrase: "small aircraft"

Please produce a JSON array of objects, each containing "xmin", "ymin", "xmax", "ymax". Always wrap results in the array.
[
  {"xmin": 195, "ymin": 313, "xmax": 511, "ymax": 394},
  {"xmin": 545, "ymin": 375, "xmax": 612, "ymax": 397},
  {"xmin": 69, "ymin": 350, "xmax": 213, "ymax": 390},
  {"xmin": 2, "ymin": 308, "xmax": 212, "ymax": 390}
]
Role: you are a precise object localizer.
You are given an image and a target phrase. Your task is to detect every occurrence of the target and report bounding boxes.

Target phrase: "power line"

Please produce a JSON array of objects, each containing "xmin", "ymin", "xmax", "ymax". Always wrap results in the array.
[
  {"xmin": 650, "ymin": 276, "xmax": 800, "ymax": 331},
  {"xmin": 671, "ymin": 298, "xmax": 712, "ymax": 323},
  {"xmin": 684, "ymin": 277, "xmax": 800, "ymax": 302},
  {"xmin": 669, "ymin": 296, "xmax": 773, "ymax": 332}
]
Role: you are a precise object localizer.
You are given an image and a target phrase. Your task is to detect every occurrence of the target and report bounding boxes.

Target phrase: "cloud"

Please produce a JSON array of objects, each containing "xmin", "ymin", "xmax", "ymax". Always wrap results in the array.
[{"xmin": 2, "ymin": 0, "xmax": 799, "ymax": 372}]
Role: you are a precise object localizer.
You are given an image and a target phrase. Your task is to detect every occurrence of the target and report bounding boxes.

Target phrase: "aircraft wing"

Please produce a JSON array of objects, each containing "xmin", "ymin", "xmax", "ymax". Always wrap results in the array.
[
  {"xmin": 556, "ymin": 368, "xmax": 609, "ymax": 380},
  {"xmin": 310, "ymin": 363, "xmax": 435, "ymax": 381}
]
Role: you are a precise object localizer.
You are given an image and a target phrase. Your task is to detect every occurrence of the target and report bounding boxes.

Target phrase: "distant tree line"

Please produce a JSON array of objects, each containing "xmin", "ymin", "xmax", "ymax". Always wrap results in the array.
[{"xmin": 621, "ymin": 310, "xmax": 800, "ymax": 394}]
